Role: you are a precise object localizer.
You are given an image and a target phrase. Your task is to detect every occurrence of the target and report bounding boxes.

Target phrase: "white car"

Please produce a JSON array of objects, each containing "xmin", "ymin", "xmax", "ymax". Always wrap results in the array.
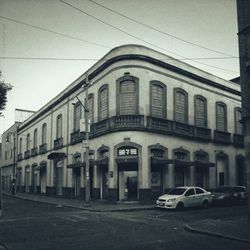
[{"xmin": 156, "ymin": 186, "xmax": 213, "ymax": 210}]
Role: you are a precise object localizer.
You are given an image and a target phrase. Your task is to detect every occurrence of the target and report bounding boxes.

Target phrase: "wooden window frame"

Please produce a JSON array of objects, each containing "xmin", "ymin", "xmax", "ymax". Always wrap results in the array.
[
  {"xmin": 74, "ymin": 102, "xmax": 82, "ymax": 131},
  {"xmin": 234, "ymin": 107, "xmax": 242, "ymax": 135},
  {"xmin": 174, "ymin": 88, "xmax": 188, "ymax": 124},
  {"xmin": 56, "ymin": 114, "xmax": 63, "ymax": 139},
  {"xmin": 194, "ymin": 95, "xmax": 207, "ymax": 128},
  {"xmin": 42, "ymin": 123, "xmax": 47, "ymax": 144},
  {"xmin": 98, "ymin": 84, "xmax": 109, "ymax": 121},
  {"xmin": 216, "ymin": 102, "xmax": 227, "ymax": 132}
]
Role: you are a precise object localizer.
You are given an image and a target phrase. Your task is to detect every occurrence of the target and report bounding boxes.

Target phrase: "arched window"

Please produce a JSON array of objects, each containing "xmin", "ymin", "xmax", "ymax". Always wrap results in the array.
[
  {"xmin": 74, "ymin": 102, "xmax": 81, "ymax": 131},
  {"xmin": 150, "ymin": 81, "xmax": 166, "ymax": 118},
  {"xmin": 216, "ymin": 102, "xmax": 227, "ymax": 131},
  {"xmin": 117, "ymin": 75, "xmax": 139, "ymax": 115},
  {"xmin": 98, "ymin": 85, "xmax": 109, "ymax": 121},
  {"xmin": 235, "ymin": 108, "xmax": 243, "ymax": 135},
  {"xmin": 19, "ymin": 137, "xmax": 22, "ymax": 153},
  {"xmin": 56, "ymin": 114, "xmax": 62, "ymax": 139},
  {"xmin": 194, "ymin": 95, "xmax": 207, "ymax": 127},
  {"xmin": 26, "ymin": 133, "xmax": 30, "ymax": 151},
  {"xmin": 33, "ymin": 129, "xmax": 38, "ymax": 148},
  {"xmin": 87, "ymin": 94, "xmax": 94, "ymax": 124},
  {"xmin": 42, "ymin": 123, "xmax": 47, "ymax": 144},
  {"xmin": 174, "ymin": 88, "xmax": 188, "ymax": 124}
]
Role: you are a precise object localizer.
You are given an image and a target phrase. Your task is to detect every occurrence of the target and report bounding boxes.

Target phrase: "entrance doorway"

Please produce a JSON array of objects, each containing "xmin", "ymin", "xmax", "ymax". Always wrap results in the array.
[
  {"xmin": 73, "ymin": 167, "xmax": 81, "ymax": 198},
  {"xmin": 54, "ymin": 160, "xmax": 63, "ymax": 195},
  {"xmin": 236, "ymin": 156, "xmax": 245, "ymax": 186},
  {"xmin": 118, "ymin": 170, "xmax": 138, "ymax": 201},
  {"xmin": 100, "ymin": 166, "xmax": 108, "ymax": 200}
]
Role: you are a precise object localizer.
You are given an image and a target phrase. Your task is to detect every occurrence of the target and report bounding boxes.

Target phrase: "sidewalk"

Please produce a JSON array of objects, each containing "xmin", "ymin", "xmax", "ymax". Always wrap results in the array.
[
  {"xmin": 185, "ymin": 217, "xmax": 250, "ymax": 245},
  {"xmin": 3, "ymin": 192, "xmax": 155, "ymax": 212}
]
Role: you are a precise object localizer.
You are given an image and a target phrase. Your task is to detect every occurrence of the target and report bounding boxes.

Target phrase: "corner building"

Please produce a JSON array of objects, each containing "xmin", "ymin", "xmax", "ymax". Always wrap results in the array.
[{"xmin": 16, "ymin": 45, "xmax": 245, "ymax": 202}]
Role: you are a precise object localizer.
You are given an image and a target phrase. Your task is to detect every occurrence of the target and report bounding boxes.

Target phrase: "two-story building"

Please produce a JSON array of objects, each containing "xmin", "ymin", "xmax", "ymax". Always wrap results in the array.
[{"xmin": 15, "ymin": 44, "xmax": 245, "ymax": 202}]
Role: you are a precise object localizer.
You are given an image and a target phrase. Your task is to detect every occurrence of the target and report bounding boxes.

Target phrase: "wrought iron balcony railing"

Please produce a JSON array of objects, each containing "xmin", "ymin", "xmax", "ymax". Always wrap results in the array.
[{"xmin": 54, "ymin": 137, "xmax": 63, "ymax": 150}]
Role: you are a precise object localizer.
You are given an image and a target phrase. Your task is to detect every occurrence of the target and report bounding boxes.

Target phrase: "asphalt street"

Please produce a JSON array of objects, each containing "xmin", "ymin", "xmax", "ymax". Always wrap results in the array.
[{"xmin": 0, "ymin": 195, "xmax": 249, "ymax": 250}]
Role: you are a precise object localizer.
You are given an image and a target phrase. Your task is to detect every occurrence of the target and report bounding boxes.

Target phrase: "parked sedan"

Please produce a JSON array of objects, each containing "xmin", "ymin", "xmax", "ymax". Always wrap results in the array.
[
  {"xmin": 156, "ymin": 186, "xmax": 212, "ymax": 210},
  {"xmin": 212, "ymin": 186, "xmax": 247, "ymax": 206}
]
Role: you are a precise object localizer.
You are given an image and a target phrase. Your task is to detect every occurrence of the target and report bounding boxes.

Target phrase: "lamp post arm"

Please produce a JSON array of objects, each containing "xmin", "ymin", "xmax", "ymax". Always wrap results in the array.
[{"xmin": 75, "ymin": 96, "xmax": 89, "ymax": 112}]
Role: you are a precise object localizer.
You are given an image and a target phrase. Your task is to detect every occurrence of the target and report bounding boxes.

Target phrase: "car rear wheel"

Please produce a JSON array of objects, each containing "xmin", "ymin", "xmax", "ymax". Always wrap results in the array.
[
  {"xmin": 202, "ymin": 200, "xmax": 209, "ymax": 209},
  {"xmin": 176, "ymin": 202, "xmax": 184, "ymax": 211}
]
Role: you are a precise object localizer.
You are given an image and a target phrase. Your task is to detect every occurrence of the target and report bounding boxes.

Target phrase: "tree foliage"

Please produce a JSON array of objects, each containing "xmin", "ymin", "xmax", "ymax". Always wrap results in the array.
[{"xmin": 0, "ymin": 71, "xmax": 12, "ymax": 116}]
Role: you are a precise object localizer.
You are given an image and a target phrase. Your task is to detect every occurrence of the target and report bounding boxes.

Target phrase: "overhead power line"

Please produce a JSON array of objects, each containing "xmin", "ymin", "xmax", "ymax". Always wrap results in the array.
[
  {"xmin": 0, "ymin": 15, "xmax": 111, "ymax": 49},
  {"xmin": 88, "ymin": 0, "xmax": 236, "ymax": 58},
  {"xmin": 58, "ymin": 0, "xmax": 238, "ymax": 74}
]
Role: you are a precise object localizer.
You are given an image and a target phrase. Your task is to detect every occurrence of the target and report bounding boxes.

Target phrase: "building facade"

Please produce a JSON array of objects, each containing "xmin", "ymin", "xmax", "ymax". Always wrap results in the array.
[{"xmin": 13, "ymin": 45, "xmax": 245, "ymax": 201}]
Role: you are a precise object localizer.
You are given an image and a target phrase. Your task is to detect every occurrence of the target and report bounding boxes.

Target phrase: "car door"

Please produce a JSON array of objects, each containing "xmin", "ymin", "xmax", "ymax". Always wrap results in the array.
[
  {"xmin": 184, "ymin": 188, "xmax": 196, "ymax": 207},
  {"xmin": 195, "ymin": 188, "xmax": 206, "ymax": 206}
]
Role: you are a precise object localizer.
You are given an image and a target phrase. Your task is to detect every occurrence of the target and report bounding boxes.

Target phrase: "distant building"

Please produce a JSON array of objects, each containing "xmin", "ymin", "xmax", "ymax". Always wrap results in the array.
[{"xmin": 7, "ymin": 44, "xmax": 245, "ymax": 201}]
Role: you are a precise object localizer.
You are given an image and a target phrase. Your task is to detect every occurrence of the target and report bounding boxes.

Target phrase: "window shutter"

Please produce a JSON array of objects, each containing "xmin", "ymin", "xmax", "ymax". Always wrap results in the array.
[
  {"xmin": 100, "ymin": 88, "xmax": 108, "ymax": 120},
  {"xmin": 151, "ymin": 84, "xmax": 164, "ymax": 118},
  {"xmin": 119, "ymin": 80, "xmax": 136, "ymax": 115},
  {"xmin": 235, "ymin": 109, "xmax": 242, "ymax": 135},
  {"xmin": 87, "ymin": 96, "xmax": 94, "ymax": 123},
  {"xmin": 195, "ymin": 98, "xmax": 206, "ymax": 127},
  {"xmin": 216, "ymin": 104, "xmax": 226, "ymax": 131},
  {"xmin": 175, "ymin": 91, "xmax": 186, "ymax": 123}
]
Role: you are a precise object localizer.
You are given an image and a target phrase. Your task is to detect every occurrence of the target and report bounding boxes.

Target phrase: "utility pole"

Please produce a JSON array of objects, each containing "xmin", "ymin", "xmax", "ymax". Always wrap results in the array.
[
  {"xmin": 84, "ymin": 73, "xmax": 90, "ymax": 204},
  {"xmin": 0, "ymin": 167, "xmax": 2, "ymax": 216}
]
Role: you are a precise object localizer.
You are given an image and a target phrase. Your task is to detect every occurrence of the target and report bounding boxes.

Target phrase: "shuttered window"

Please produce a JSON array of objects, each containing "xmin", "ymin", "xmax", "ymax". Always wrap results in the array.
[
  {"xmin": 33, "ymin": 129, "xmax": 38, "ymax": 148},
  {"xmin": 19, "ymin": 138, "xmax": 22, "ymax": 153},
  {"xmin": 174, "ymin": 89, "xmax": 188, "ymax": 123},
  {"xmin": 119, "ymin": 80, "xmax": 136, "ymax": 115},
  {"xmin": 74, "ymin": 103, "xmax": 81, "ymax": 131},
  {"xmin": 26, "ymin": 133, "xmax": 30, "ymax": 150},
  {"xmin": 235, "ymin": 108, "xmax": 243, "ymax": 135},
  {"xmin": 87, "ymin": 94, "xmax": 94, "ymax": 124},
  {"xmin": 216, "ymin": 103, "xmax": 227, "ymax": 131},
  {"xmin": 56, "ymin": 114, "xmax": 62, "ymax": 138},
  {"xmin": 194, "ymin": 96, "xmax": 207, "ymax": 127},
  {"xmin": 99, "ymin": 86, "xmax": 108, "ymax": 120},
  {"xmin": 151, "ymin": 82, "xmax": 166, "ymax": 118},
  {"xmin": 42, "ymin": 123, "xmax": 47, "ymax": 144}
]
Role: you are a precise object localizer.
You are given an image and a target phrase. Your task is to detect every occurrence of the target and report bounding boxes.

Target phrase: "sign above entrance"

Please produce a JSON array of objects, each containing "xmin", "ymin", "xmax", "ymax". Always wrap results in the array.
[{"xmin": 118, "ymin": 147, "xmax": 138, "ymax": 156}]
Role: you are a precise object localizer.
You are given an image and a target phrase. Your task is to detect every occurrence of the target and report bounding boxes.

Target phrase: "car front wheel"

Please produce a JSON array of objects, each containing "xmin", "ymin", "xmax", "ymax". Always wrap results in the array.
[{"xmin": 176, "ymin": 202, "xmax": 184, "ymax": 211}]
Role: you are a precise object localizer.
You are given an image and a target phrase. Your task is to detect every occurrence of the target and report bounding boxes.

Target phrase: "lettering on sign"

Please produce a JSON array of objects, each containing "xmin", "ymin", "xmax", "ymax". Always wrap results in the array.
[{"xmin": 118, "ymin": 147, "xmax": 138, "ymax": 156}]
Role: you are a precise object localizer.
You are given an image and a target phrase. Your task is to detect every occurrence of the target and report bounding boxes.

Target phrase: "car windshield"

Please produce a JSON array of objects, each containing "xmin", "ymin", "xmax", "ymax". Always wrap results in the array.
[
  {"xmin": 168, "ymin": 188, "xmax": 186, "ymax": 195},
  {"xmin": 217, "ymin": 187, "xmax": 233, "ymax": 193}
]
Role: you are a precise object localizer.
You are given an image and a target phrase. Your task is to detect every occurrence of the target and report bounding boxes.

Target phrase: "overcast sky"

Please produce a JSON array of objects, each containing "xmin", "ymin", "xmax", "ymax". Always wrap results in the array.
[{"xmin": 0, "ymin": 0, "xmax": 239, "ymax": 135}]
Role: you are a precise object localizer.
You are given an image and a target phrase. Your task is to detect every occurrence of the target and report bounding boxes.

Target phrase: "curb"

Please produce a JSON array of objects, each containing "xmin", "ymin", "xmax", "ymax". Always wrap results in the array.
[
  {"xmin": 3, "ymin": 193, "xmax": 155, "ymax": 213},
  {"xmin": 184, "ymin": 224, "xmax": 250, "ymax": 245}
]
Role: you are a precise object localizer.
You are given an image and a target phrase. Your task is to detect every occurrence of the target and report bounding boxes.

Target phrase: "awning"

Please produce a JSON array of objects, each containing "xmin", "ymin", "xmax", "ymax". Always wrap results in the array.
[
  {"xmin": 47, "ymin": 152, "xmax": 67, "ymax": 160},
  {"xmin": 151, "ymin": 156, "xmax": 173, "ymax": 165},
  {"xmin": 115, "ymin": 157, "xmax": 138, "ymax": 164},
  {"xmin": 95, "ymin": 157, "xmax": 109, "ymax": 166},
  {"xmin": 174, "ymin": 159, "xmax": 194, "ymax": 166},
  {"xmin": 194, "ymin": 160, "xmax": 215, "ymax": 168},
  {"xmin": 67, "ymin": 162, "xmax": 84, "ymax": 169}
]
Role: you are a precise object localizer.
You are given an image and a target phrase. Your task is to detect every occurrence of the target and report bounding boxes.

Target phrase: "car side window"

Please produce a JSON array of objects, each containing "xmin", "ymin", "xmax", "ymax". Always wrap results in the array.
[
  {"xmin": 195, "ymin": 188, "xmax": 204, "ymax": 194},
  {"xmin": 185, "ymin": 188, "xmax": 195, "ymax": 196}
]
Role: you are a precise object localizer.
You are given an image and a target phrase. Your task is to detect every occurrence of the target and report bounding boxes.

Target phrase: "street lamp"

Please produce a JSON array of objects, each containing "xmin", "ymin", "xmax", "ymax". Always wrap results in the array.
[
  {"xmin": 6, "ymin": 132, "xmax": 17, "ymax": 195},
  {"xmin": 72, "ymin": 73, "xmax": 90, "ymax": 203}
]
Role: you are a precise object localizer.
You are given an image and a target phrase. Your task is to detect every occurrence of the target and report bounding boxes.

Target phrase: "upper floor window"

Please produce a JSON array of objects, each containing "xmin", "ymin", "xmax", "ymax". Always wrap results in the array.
[
  {"xmin": 19, "ymin": 137, "xmax": 22, "ymax": 153},
  {"xmin": 42, "ymin": 123, "xmax": 47, "ymax": 144},
  {"xmin": 26, "ymin": 133, "xmax": 30, "ymax": 151},
  {"xmin": 150, "ymin": 81, "xmax": 166, "ymax": 118},
  {"xmin": 33, "ymin": 129, "xmax": 38, "ymax": 148},
  {"xmin": 174, "ymin": 88, "xmax": 188, "ymax": 124},
  {"xmin": 173, "ymin": 148, "xmax": 189, "ymax": 160},
  {"xmin": 194, "ymin": 95, "xmax": 207, "ymax": 127},
  {"xmin": 194, "ymin": 150, "xmax": 209, "ymax": 162},
  {"xmin": 117, "ymin": 75, "xmax": 139, "ymax": 115},
  {"xmin": 235, "ymin": 108, "xmax": 243, "ymax": 135},
  {"xmin": 56, "ymin": 114, "xmax": 62, "ymax": 139},
  {"xmin": 74, "ymin": 102, "xmax": 81, "ymax": 131},
  {"xmin": 98, "ymin": 85, "xmax": 109, "ymax": 121},
  {"xmin": 216, "ymin": 102, "xmax": 227, "ymax": 131},
  {"xmin": 87, "ymin": 94, "xmax": 94, "ymax": 124}
]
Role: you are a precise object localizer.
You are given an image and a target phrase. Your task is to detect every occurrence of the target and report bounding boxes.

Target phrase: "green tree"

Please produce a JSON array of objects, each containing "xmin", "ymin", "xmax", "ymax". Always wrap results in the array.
[{"xmin": 0, "ymin": 71, "xmax": 12, "ymax": 117}]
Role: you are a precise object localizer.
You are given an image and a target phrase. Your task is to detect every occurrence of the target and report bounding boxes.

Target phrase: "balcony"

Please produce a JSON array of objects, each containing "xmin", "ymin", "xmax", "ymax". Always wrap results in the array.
[
  {"xmin": 17, "ymin": 153, "xmax": 23, "ymax": 161},
  {"xmin": 173, "ymin": 121, "xmax": 194, "ymax": 137},
  {"xmin": 70, "ymin": 131, "xmax": 85, "ymax": 145},
  {"xmin": 24, "ymin": 150, "xmax": 31, "ymax": 159},
  {"xmin": 109, "ymin": 115, "xmax": 144, "ymax": 130},
  {"xmin": 54, "ymin": 137, "xmax": 63, "ymax": 150},
  {"xmin": 92, "ymin": 119, "xmax": 109, "ymax": 137},
  {"xmin": 194, "ymin": 127, "xmax": 211, "ymax": 141},
  {"xmin": 146, "ymin": 116, "xmax": 172, "ymax": 134},
  {"xmin": 214, "ymin": 130, "xmax": 231, "ymax": 144},
  {"xmin": 39, "ymin": 144, "xmax": 47, "ymax": 154},
  {"xmin": 233, "ymin": 134, "xmax": 244, "ymax": 147},
  {"xmin": 31, "ymin": 147, "xmax": 38, "ymax": 157}
]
